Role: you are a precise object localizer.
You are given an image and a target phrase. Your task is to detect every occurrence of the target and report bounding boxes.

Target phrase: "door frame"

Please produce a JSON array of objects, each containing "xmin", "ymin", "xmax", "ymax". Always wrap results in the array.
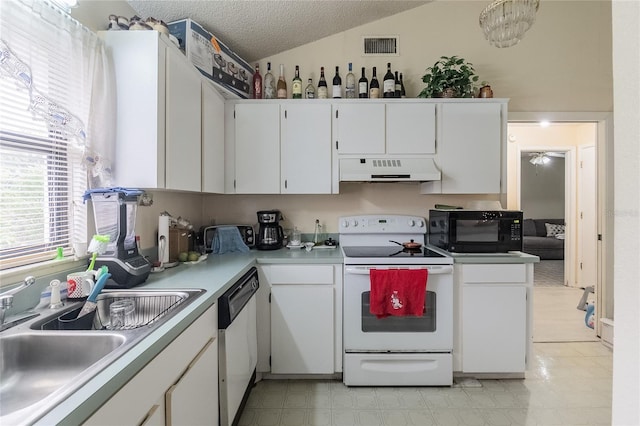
[
  {"xmin": 509, "ymin": 112, "xmax": 613, "ymax": 337},
  {"xmin": 516, "ymin": 145, "xmax": 576, "ymax": 288}
]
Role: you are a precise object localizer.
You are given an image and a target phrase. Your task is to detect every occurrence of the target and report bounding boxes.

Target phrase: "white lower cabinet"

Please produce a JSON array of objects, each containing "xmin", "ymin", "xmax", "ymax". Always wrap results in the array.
[
  {"xmin": 271, "ymin": 284, "xmax": 334, "ymax": 374},
  {"xmin": 165, "ymin": 338, "xmax": 218, "ymax": 426},
  {"xmin": 258, "ymin": 264, "xmax": 342, "ymax": 375},
  {"xmin": 455, "ymin": 263, "xmax": 533, "ymax": 375},
  {"xmin": 85, "ymin": 304, "xmax": 218, "ymax": 426}
]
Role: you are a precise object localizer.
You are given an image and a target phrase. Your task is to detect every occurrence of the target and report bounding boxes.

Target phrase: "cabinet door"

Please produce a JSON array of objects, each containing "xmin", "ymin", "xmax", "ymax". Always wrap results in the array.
[
  {"xmin": 271, "ymin": 285, "xmax": 334, "ymax": 374},
  {"xmin": 234, "ymin": 103, "xmax": 280, "ymax": 193},
  {"xmin": 165, "ymin": 47, "xmax": 202, "ymax": 191},
  {"xmin": 334, "ymin": 103, "xmax": 385, "ymax": 154},
  {"xmin": 100, "ymin": 31, "xmax": 164, "ymax": 189},
  {"xmin": 202, "ymin": 81, "xmax": 225, "ymax": 193},
  {"xmin": 166, "ymin": 338, "xmax": 218, "ymax": 426},
  {"xmin": 462, "ymin": 285, "xmax": 527, "ymax": 373},
  {"xmin": 439, "ymin": 103, "xmax": 502, "ymax": 193},
  {"xmin": 386, "ymin": 103, "xmax": 436, "ymax": 154},
  {"xmin": 281, "ymin": 104, "xmax": 332, "ymax": 194}
]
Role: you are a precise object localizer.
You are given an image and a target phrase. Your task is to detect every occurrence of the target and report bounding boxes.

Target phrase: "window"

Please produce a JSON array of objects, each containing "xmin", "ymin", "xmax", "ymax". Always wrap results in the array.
[{"xmin": 0, "ymin": 0, "xmax": 112, "ymax": 269}]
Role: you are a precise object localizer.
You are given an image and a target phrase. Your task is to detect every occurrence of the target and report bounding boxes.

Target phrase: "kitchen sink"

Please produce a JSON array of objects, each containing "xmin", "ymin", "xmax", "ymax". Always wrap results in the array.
[
  {"xmin": 31, "ymin": 289, "xmax": 204, "ymax": 331},
  {"xmin": 0, "ymin": 288, "xmax": 206, "ymax": 424},
  {"xmin": 0, "ymin": 332, "xmax": 126, "ymax": 416}
]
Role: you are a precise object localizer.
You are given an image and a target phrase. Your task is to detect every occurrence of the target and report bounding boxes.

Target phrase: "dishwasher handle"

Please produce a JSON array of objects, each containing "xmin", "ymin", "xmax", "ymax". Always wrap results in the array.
[{"xmin": 344, "ymin": 265, "xmax": 453, "ymax": 275}]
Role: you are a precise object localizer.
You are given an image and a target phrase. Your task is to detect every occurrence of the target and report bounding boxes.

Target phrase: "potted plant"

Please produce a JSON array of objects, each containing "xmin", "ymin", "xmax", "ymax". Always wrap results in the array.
[{"xmin": 418, "ymin": 56, "xmax": 479, "ymax": 98}]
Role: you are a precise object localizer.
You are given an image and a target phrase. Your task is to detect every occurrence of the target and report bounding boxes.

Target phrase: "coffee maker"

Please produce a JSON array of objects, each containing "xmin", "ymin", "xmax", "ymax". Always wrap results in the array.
[
  {"xmin": 87, "ymin": 189, "xmax": 151, "ymax": 288},
  {"xmin": 256, "ymin": 210, "xmax": 284, "ymax": 250}
]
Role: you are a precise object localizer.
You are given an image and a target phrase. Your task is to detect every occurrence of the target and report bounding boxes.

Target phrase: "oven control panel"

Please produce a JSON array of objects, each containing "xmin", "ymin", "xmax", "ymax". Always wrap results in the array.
[{"xmin": 339, "ymin": 215, "xmax": 426, "ymax": 234}]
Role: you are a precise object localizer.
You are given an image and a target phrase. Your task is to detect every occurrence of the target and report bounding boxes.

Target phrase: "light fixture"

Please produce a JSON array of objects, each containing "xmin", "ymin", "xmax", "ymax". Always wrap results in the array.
[
  {"xmin": 479, "ymin": 0, "xmax": 540, "ymax": 48},
  {"xmin": 529, "ymin": 152, "xmax": 550, "ymax": 166}
]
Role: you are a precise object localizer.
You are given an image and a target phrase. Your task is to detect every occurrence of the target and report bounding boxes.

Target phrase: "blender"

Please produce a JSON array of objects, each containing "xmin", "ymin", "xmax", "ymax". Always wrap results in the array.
[
  {"xmin": 256, "ymin": 210, "xmax": 284, "ymax": 250},
  {"xmin": 88, "ymin": 189, "xmax": 151, "ymax": 288}
]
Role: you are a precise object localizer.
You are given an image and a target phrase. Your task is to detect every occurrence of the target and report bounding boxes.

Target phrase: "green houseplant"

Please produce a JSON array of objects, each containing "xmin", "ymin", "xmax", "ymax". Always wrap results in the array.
[{"xmin": 418, "ymin": 56, "xmax": 479, "ymax": 98}]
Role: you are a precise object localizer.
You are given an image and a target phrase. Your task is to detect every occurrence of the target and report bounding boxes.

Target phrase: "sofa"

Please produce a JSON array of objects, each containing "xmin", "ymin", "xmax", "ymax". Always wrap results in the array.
[{"xmin": 522, "ymin": 218, "xmax": 565, "ymax": 260}]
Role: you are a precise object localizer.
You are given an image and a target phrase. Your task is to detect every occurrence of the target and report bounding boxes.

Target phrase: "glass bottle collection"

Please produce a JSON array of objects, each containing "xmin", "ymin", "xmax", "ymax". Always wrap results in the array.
[{"xmin": 251, "ymin": 61, "xmax": 407, "ymax": 99}]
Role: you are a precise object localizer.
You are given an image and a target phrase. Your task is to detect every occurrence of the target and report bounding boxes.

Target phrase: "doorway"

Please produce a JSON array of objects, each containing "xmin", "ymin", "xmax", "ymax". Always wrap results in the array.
[{"xmin": 508, "ymin": 122, "xmax": 599, "ymax": 342}]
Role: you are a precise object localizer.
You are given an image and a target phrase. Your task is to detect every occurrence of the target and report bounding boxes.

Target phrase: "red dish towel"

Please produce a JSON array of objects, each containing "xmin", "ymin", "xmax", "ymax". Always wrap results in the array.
[{"xmin": 369, "ymin": 269, "xmax": 428, "ymax": 318}]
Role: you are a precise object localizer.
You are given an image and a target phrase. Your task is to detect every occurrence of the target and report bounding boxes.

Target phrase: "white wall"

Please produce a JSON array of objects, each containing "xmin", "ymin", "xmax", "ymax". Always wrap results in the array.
[
  {"xmin": 256, "ymin": 1, "xmax": 612, "ymax": 112},
  {"xmin": 611, "ymin": 1, "xmax": 640, "ymax": 424}
]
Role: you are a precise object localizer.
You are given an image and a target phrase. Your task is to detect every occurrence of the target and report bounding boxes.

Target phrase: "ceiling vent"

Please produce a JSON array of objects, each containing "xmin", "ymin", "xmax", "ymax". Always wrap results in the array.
[{"xmin": 362, "ymin": 36, "xmax": 399, "ymax": 56}]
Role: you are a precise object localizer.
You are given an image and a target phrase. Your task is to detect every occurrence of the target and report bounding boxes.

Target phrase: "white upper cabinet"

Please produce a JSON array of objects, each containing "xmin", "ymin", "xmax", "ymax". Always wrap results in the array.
[
  {"xmin": 229, "ymin": 101, "xmax": 333, "ymax": 194},
  {"xmin": 165, "ymin": 47, "xmax": 202, "ymax": 191},
  {"xmin": 234, "ymin": 103, "xmax": 281, "ymax": 194},
  {"xmin": 201, "ymin": 81, "xmax": 225, "ymax": 194},
  {"xmin": 334, "ymin": 102, "xmax": 436, "ymax": 155},
  {"xmin": 334, "ymin": 103, "xmax": 386, "ymax": 154},
  {"xmin": 100, "ymin": 31, "xmax": 204, "ymax": 192},
  {"xmin": 422, "ymin": 101, "xmax": 505, "ymax": 194},
  {"xmin": 386, "ymin": 103, "xmax": 436, "ymax": 154},
  {"xmin": 281, "ymin": 104, "xmax": 332, "ymax": 194}
]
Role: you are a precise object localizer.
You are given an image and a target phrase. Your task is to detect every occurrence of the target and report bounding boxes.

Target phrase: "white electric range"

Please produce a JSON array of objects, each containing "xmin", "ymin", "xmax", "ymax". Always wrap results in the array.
[{"xmin": 339, "ymin": 215, "xmax": 454, "ymax": 386}]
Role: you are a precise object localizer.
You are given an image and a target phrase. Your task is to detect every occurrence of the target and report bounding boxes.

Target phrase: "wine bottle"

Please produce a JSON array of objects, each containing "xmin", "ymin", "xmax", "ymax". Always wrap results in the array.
[
  {"xmin": 369, "ymin": 66, "xmax": 380, "ymax": 99},
  {"xmin": 317, "ymin": 67, "xmax": 328, "ymax": 99},
  {"xmin": 358, "ymin": 67, "xmax": 368, "ymax": 98},
  {"xmin": 252, "ymin": 63, "xmax": 262, "ymax": 99},
  {"xmin": 345, "ymin": 62, "xmax": 356, "ymax": 99},
  {"xmin": 332, "ymin": 66, "xmax": 342, "ymax": 99},
  {"xmin": 292, "ymin": 65, "xmax": 302, "ymax": 99},
  {"xmin": 305, "ymin": 78, "xmax": 315, "ymax": 99},
  {"xmin": 383, "ymin": 62, "xmax": 395, "ymax": 98},
  {"xmin": 394, "ymin": 71, "xmax": 401, "ymax": 98},
  {"xmin": 400, "ymin": 72, "xmax": 406, "ymax": 98},
  {"xmin": 264, "ymin": 62, "xmax": 276, "ymax": 99},
  {"xmin": 277, "ymin": 64, "xmax": 287, "ymax": 99}
]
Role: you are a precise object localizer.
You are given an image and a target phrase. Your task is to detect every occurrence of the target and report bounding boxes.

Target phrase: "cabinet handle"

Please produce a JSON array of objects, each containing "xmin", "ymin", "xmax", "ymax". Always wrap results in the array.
[{"xmin": 284, "ymin": 180, "xmax": 288, "ymax": 189}]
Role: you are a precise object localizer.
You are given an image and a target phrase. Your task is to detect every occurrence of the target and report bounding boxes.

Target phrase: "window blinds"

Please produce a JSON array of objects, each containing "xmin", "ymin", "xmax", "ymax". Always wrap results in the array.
[{"xmin": 0, "ymin": 0, "xmax": 93, "ymax": 268}]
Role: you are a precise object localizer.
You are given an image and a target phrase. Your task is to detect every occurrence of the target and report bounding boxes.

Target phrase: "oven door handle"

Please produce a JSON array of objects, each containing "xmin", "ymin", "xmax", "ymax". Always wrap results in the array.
[{"xmin": 344, "ymin": 265, "xmax": 453, "ymax": 275}]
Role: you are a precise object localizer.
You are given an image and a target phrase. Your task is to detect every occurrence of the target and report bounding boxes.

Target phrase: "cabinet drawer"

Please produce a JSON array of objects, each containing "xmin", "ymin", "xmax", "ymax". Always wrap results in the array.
[
  {"xmin": 462, "ymin": 264, "xmax": 527, "ymax": 283},
  {"xmin": 269, "ymin": 265, "xmax": 334, "ymax": 284}
]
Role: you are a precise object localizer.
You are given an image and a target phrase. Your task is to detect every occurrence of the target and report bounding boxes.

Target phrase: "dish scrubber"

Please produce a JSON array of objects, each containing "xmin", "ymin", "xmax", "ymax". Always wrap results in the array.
[
  {"xmin": 76, "ymin": 272, "xmax": 111, "ymax": 318},
  {"xmin": 87, "ymin": 235, "xmax": 110, "ymax": 272}
]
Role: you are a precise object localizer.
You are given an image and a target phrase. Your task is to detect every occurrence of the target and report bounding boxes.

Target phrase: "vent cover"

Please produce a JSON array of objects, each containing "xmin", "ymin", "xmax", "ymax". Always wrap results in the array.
[
  {"xmin": 363, "ymin": 36, "xmax": 399, "ymax": 56},
  {"xmin": 373, "ymin": 159, "xmax": 402, "ymax": 168}
]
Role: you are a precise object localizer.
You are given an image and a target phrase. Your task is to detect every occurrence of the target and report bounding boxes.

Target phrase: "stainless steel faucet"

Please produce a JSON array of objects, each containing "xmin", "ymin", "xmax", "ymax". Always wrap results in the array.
[{"xmin": 0, "ymin": 275, "xmax": 36, "ymax": 326}]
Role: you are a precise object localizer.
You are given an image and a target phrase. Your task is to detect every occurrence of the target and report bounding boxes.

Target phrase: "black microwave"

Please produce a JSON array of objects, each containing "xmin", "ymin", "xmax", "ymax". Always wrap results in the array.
[{"xmin": 428, "ymin": 209, "xmax": 523, "ymax": 253}]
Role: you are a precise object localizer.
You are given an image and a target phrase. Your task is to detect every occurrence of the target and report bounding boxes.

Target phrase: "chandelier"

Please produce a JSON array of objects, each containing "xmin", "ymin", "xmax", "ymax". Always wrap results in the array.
[{"xmin": 479, "ymin": 0, "xmax": 540, "ymax": 48}]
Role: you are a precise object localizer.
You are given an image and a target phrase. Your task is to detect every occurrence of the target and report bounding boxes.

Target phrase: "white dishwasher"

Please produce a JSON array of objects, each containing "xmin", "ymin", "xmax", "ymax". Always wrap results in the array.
[{"xmin": 218, "ymin": 267, "xmax": 259, "ymax": 426}]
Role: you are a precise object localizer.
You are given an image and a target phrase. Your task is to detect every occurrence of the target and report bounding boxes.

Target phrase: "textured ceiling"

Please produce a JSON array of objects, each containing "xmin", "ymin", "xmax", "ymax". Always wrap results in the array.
[{"xmin": 127, "ymin": 1, "xmax": 430, "ymax": 62}]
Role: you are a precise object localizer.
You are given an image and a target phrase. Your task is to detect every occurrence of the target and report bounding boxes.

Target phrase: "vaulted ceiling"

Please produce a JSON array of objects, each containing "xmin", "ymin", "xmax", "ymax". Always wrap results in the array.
[{"xmin": 127, "ymin": 1, "xmax": 431, "ymax": 62}]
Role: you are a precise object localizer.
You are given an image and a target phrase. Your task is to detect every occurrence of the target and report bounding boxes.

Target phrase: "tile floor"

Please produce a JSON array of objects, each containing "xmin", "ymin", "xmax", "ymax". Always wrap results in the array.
[
  {"xmin": 239, "ymin": 341, "xmax": 612, "ymax": 426},
  {"xmin": 239, "ymin": 261, "xmax": 612, "ymax": 425}
]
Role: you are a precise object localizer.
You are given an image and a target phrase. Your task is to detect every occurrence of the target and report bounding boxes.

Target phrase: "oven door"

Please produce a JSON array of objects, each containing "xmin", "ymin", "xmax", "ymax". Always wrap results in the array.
[{"xmin": 343, "ymin": 264, "xmax": 453, "ymax": 352}]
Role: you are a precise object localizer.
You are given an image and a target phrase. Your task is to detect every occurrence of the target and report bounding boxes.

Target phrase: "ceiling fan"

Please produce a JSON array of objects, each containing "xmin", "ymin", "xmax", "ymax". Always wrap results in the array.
[{"xmin": 528, "ymin": 151, "xmax": 564, "ymax": 165}]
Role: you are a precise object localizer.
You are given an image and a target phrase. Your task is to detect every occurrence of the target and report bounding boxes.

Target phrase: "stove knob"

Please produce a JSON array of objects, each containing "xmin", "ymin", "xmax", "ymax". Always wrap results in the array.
[
  {"xmin": 407, "ymin": 219, "xmax": 415, "ymax": 227},
  {"xmin": 342, "ymin": 220, "xmax": 349, "ymax": 228},
  {"xmin": 351, "ymin": 219, "xmax": 358, "ymax": 227},
  {"xmin": 417, "ymin": 220, "xmax": 425, "ymax": 228}
]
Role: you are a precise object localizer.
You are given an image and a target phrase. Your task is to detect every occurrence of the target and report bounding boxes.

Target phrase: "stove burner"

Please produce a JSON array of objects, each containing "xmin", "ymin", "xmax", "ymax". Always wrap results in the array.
[{"xmin": 342, "ymin": 246, "xmax": 446, "ymax": 258}]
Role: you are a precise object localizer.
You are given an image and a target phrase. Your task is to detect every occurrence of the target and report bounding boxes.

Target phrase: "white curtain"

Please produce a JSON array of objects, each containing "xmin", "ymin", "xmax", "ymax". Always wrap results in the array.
[
  {"xmin": 0, "ymin": 0, "xmax": 115, "ymax": 264},
  {"xmin": 0, "ymin": 0, "xmax": 115, "ymax": 188}
]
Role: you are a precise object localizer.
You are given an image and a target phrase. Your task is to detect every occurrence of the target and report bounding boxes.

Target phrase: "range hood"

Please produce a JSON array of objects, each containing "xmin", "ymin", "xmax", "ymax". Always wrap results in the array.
[{"xmin": 339, "ymin": 158, "xmax": 441, "ymax": 182}]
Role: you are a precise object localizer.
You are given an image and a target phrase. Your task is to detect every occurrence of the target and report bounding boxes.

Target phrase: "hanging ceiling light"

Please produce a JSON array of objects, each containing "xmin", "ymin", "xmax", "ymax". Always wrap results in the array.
[
  {"xmin": 479, "ymin": 0, "xmax": 540, "ymax": 48},
  {"xmin": 529, "ymin": 152, "xmax": 550, "ymax": 166}
]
